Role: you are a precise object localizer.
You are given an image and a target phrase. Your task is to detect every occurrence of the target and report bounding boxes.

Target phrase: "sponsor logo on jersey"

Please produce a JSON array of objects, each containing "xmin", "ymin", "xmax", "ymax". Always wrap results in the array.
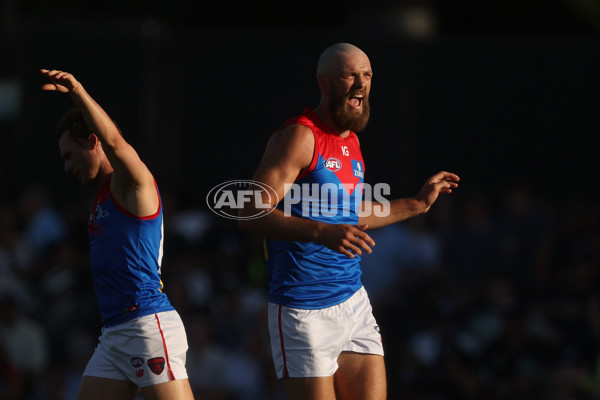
[
  {"xmin": 353, "ymin": 161, "xmax": 364, "ymax": 178},
  {"xmin": 148, "ymin": 357, "xmax": 165, "ymax": 375},
  {"xmin": 324, "ymin": 157, "xmax": 342, "ymax": 172}
]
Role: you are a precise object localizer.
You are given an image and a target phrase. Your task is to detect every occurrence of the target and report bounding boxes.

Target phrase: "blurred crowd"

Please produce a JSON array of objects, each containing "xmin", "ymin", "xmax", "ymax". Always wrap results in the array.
[{"xmin": 0, "ymin": 180, "xmax": 599, "ymax": 399}]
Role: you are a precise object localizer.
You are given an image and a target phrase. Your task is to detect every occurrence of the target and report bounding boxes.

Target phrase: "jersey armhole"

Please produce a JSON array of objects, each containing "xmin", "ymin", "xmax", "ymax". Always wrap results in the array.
[
  {"xmin": 296, "ymin": 126, "xmax": 318, "ymax": 181},
  {"xmin": 109, "ymin": 180, "xmax": 162, "ymax": 220}
]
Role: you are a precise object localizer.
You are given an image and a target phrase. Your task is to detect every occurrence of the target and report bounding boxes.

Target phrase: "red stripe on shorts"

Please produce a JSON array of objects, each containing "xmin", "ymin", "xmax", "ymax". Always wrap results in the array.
[
  {"xmin": 278, "ymin": 305, "xmax": 289, "ymax": 378},
  {"xmin": 155, "ymin": 313, "xmax": 175, "ymax": 380}
]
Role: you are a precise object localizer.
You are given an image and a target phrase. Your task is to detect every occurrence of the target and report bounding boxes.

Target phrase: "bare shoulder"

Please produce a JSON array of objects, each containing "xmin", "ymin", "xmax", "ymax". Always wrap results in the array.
[
  {"xmin": 268, "ymin": 123, "xmax": 313, "ymax": 162},
  {"xmin": 110, "ymin": 161, "xmax": 159, "ymax": 217},
  {"xmin": 265, "ymin": 124, "xmax": 314, "ymax": 167},
  {"xmin": 269, "ymin": 123, "xmax": 314, "ymax": 149}
]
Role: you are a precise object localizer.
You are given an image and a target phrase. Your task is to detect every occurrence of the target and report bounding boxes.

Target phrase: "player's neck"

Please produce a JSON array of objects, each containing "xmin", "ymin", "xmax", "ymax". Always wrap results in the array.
[{"xmin": 95, "ymin": 163, "xmax": 114, "ymax": 188}]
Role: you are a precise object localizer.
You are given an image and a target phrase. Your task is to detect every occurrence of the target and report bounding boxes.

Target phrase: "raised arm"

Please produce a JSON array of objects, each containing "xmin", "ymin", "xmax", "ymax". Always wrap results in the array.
[
  {"xmin": 359, "ymin": 171, "xmax": 460, "ymax": 229},
  {"xmin": 238, "ymin": 125, "xmax": 375, "ymax": 258},
  {"xmin": 41, "ymin": 69, "xmax": 158, "ymax": 217}
]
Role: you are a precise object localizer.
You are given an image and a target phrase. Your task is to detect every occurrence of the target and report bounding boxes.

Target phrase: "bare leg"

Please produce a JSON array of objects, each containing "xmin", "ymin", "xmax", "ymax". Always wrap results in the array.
[
  {"xmin": 281, "ymin": 376, "xmax": 337, "ymax": 400},
  {"xmin": 76, "ymin": 376, "xmax": 139, "ymax": 400},
  {"xmin": 140, "ymin": 378, "xmax": 194, "ymax": 400},
  {"xmin": 334, "ymin": 352, "xmax": 386, "ymax": 400}
]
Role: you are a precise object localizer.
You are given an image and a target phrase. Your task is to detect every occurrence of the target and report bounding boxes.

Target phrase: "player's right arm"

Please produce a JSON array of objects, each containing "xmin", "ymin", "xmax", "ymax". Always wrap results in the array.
[
  {"xmin": 238, "ymin": 125, "xmax": 374, "ymax": 258},
  {"xmin": 41, "ymin": 69, "xmax": 158, "ymax": 217}
]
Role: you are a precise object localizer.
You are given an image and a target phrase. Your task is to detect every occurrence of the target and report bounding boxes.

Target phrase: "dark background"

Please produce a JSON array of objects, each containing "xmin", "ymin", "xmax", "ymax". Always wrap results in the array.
[
  {"xmin": 1, "ymin": 1, "xmax": 600, "ymax": 399},
  {"xmin": 2, "ymin": 0, "xmax": 599, "ymax": 205}
]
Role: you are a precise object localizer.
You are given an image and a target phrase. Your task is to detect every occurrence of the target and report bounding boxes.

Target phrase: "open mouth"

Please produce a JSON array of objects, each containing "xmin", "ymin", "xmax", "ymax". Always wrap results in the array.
[{"xmin": 348, "ymin": 94, "xmax": 364, "ymax": 109}]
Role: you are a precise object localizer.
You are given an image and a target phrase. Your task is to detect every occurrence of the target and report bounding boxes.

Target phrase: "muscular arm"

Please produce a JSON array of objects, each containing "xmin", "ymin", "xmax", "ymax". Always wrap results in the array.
[
  {"xmin": 238, "ymin": 124, "xmax": 375, "ymax": 258},
  {"xmin": 41, "ymin": 69, "xmax": 158, "ymax": 216},
  {"xmin": 359, "ymin": 171, "xmax": 460, "ymax": 229}
]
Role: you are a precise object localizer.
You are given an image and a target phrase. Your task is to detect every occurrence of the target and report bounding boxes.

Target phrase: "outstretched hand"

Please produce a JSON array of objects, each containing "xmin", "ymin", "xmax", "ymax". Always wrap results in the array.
[
  {"xmin": 40, "ymin": 69, "xmax": 81, "ymax": 93},
  {"xmin": 416, "ymin": 171, "xmax": 460, "ymax": 213}
]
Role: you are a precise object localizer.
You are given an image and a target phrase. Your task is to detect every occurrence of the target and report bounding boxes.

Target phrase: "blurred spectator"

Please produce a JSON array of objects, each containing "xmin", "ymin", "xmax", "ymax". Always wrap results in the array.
[
  {"xmin": 361, "ymin": 214, "xmax": 443, "ymax": 307},
  {"xmin": 19, "ymin": 184, "xmax": 67, "ymax": 261},
  {"xmin": 0, "ymin": 205, "xmax": 35, "ymax": 305},
  {"xmin": 443, "ymin": 190, "xmax": 503, "ymax": 290},
  {"xmin": 0, "ymin": 343, "xmax": 25, "ymax": 400},
  {"xmin": 0, "ymin": 293, "xmax": 49, "ymax": 399},
  {"xmin": 0, "ymin": 178, "xmax": 598, "ymax": 399}
]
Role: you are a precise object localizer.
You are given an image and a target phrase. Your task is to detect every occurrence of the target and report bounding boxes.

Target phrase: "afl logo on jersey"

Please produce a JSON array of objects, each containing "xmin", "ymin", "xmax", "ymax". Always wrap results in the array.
[{"xmin": 324, "ymin": 158, "xmax": 342, "ymax": 172}]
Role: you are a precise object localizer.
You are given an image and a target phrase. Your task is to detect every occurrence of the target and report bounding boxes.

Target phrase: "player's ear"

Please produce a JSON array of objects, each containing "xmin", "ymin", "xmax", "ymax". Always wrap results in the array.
[
  {"xmin": 86, "ymin": 133, "xmax": 100, "ymax": 150},
  {"xmin": 317, "ymin": 75, "xmax": 330, "ymax": 95}
]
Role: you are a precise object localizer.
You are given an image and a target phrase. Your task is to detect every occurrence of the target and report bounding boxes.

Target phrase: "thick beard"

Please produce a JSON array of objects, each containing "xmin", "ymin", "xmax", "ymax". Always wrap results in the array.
[{"xmin": 330, "ymin": 93, "xmax": 370, "ymax": 133}]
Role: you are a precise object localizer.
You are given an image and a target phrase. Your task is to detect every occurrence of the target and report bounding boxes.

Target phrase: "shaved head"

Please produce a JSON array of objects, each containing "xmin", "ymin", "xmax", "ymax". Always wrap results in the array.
[{"xmin": 316, "ymin": 43, "xmax": 369, "ymax": 78}]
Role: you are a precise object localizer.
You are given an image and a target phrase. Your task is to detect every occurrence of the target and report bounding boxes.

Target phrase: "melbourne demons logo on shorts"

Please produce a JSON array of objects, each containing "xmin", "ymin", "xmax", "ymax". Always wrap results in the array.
[{"xmin": 148, "ymin": 357, "xmax": 166, "ymax": 375}]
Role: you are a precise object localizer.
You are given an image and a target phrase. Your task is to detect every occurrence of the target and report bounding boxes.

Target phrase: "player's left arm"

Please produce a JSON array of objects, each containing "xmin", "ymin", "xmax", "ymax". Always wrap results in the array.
[
  {"xmin": 359, "ymin": 171, "xmax": 459, "ymax": 230},
  {"xmin": 41, "ymin": 69, "xmax": 158, "ymax": 217}
]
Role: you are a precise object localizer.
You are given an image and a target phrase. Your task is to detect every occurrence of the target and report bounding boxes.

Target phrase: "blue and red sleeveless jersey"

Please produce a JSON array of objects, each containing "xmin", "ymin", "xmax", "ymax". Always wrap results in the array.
[
  {"xmin": 265, "ymin": 108, "xmax": 365, "ymax": 309},
  {"xmin": 88, "ymin": 177, "xmax": 174, "ymax": 327}
]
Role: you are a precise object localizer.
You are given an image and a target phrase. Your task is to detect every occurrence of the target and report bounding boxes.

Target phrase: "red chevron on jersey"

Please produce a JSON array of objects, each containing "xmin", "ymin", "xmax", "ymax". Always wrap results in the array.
[
  {"xmin": 266, "ymin": 108, "xmax": 365, "ymax": 309},
  {"xmin": 287, "ymin": 108, "xmax": 365, "ymax": 196}
]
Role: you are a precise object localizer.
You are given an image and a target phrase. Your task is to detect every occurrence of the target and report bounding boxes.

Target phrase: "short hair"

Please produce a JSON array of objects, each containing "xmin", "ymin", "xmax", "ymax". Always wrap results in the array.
[{"xmin": 53, "ymin": 108, "xmax": 91, "ymax": 142}]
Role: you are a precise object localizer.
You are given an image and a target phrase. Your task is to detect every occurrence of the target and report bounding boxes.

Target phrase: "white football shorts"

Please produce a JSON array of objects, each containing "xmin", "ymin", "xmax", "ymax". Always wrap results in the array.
[
  {"xmin": 83, "ymin": 310, "xmax": 189, "ymax": 387},
  {"xmin": 268, "ymin": 286, "xmax": 384, "ymax": 378}
]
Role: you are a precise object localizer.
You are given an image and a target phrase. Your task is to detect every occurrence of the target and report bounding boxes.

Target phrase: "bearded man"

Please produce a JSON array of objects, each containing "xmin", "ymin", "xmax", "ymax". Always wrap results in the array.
[{"xmin": 239, "ymin": 43, "xmax": 459, "ymax": 400}]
